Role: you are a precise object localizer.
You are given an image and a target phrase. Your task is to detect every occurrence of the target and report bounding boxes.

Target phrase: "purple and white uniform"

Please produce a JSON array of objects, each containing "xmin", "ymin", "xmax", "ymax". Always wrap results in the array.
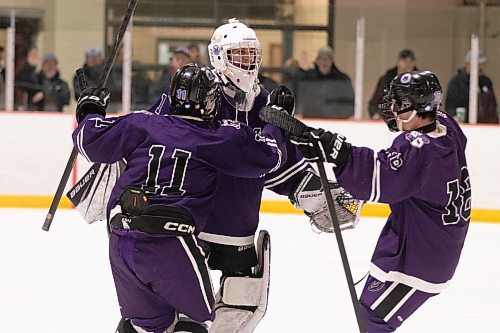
[
  {"xmin": 150, "ymin": 88, "xmax": 309, "ymax": 251},
  {"xmin": 335, "ymin": 113, "xmax": 470, "ymax": 332},
  {"xmin": 73, "ymin": 111, "xmax": 286, "ymax": 331}
]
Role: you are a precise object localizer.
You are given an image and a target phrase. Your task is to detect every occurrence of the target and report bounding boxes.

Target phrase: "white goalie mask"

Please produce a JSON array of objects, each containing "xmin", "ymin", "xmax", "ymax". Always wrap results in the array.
[{"xmin": 208, "ymin": 19, "xmax": 262, "ymax": 94}]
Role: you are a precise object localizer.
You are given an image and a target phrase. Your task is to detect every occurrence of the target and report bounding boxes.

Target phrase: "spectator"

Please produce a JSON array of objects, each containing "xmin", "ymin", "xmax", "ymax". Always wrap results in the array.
[
  {"xmin": 188, "ymin": 44, "xmax": 204, "ymax": 65},
  {"xmin": 15, "ymin": 46, "xmax": 40, "ymax": 110},
  {"xmin": 150, "ymin": 46, "xmax": 191, "ymax": 101},
  {"xmin": 294, "ymin": 47, "xmax": 354, "ymax": 118},
  {"xmin": 368, "ymin": 49, "xmax": 417, "ymax": 119},
  {"xmin": 73, "ymin": 47, "xmax": 104, "ymax": 101},
  {"xmin": 108, "ymin": 46, "xmax": 154, "ymax": 111},
  {"xmin": 32, "ymin": 53, "xmax": 70, "ymax": 111},
  {"xmin": 445, "ymin": 50, "xmax": 498, "ymax": 124}
]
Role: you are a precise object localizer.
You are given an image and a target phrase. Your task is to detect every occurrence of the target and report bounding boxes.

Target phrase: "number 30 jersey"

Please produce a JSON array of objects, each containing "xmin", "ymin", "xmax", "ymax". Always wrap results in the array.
[
  {"xmin": 335, "ymin": 112, "xmax": 470, "ymax": 292},
  {"xmin": 72, "ymin": 111, "xmax": 286, "ymax": 232}
]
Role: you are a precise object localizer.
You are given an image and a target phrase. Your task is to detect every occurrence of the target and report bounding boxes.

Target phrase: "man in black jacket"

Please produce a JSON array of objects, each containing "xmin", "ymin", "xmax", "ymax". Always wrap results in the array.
[
  {"xmin": 33, "ymin": 53, "xmax": 71, "ymax": 111},
  {"xmin": 294, "ymin": 46, "xmax": 354, "ymax": 119},
  {"xmin": 368, "ymin": 49, "xmax": 417, "ymax": 119},
  {"xmin": 445, "ymin": 50, "xmax": 498, "ymax": 124}
]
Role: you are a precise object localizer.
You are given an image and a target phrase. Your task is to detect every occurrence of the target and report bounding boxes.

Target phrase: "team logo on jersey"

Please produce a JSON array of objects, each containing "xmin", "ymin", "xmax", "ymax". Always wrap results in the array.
[
  {"xmin": 386, "ymin": 151, "xmax": 403, "ymax": 171},
  {"xmin": 368, "ymin": 279, "xmax": 385, "ymax": 292},
  {"xmin": 220, "ymin": 119, "xmax": 241, "ymax": 129},
  {"xmin": 400, "ymin": 73, "xmax": 412, "ymax": 84},
  {"xmin": 405, "ymin": 131, "xmax": 430, "ymax": 148}
]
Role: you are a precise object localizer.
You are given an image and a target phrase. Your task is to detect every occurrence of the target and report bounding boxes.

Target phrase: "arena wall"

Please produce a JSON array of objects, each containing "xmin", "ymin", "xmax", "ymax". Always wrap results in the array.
[{"xmin": 0, "ymin": 112, "xmax": 498, "ymax": 222}]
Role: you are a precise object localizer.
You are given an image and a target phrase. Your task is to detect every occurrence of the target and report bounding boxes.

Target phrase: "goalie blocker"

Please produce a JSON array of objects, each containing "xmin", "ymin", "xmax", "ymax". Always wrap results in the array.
[{"xmin": 290, "ymin": 169, "xmax": 363, "ymax": 233}]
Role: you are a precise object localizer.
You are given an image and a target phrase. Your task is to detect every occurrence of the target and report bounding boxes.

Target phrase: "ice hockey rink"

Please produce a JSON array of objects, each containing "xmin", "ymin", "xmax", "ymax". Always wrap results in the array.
[{"xmin": 1, "ymin": 208, "xmax": 498, "ymax": 332}]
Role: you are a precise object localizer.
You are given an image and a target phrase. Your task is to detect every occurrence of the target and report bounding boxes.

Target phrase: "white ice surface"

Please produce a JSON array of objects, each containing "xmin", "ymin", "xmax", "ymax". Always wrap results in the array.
[{"xmin": 0, "ymin": 208, "xmax": 498, "ymax": 332}]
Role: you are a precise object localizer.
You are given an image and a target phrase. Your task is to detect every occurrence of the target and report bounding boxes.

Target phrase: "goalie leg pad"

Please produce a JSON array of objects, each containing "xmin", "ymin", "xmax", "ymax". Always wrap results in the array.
[
  {"xmin": 209, "ymin": 230, "xmax": 270, "ymax": 333},
  {"xmin": 290, "ymin": 169, "xmax": 363, "ymax": 233}
]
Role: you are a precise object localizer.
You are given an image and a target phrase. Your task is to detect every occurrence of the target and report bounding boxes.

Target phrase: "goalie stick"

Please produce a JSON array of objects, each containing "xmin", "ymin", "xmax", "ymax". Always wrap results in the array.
[
  {"xmin": 259, "ymin": 108, "xmax": 366, "ymax": 333},
  {"xmin": 42, "ymin": 0, "xmax": 139, "ymax": 231}
]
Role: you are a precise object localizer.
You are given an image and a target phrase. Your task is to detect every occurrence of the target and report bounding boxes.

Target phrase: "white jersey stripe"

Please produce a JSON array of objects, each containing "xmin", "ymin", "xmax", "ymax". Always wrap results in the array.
[
  {"xmin": 368, "ymin": 151, "xmax": 378, "ymax": 202},
  {"xmin": 77, "ymin": 124, "xmax": 91, "ymax": 162},
  {"xmin": 383, "ymin": 287, "xmax": 417, "ymax": 322},
  {"xmin": 264, "ymin": 159, "xmax": 309, "ymax": 189},
  {"xmin": 264, "ymin": 158, "xmax": 307, "ymax": 185},
  {"xmin": 370, "ymin": 263, "xmax": 451, "ymax": 294},
  {"xmin": 198, "ymin": 232, "xmax": 254, "ymax": 246},
  {"xmin": 374, "ymin": 157, "xmax": 381, "ymax": 202},
  {"xmin": 178, "ymin": 236, "xmax": 213, "ymax": 314},
  {"xmin": 370, "ymin": 281, "xmax": 399, "ymax": 311}
]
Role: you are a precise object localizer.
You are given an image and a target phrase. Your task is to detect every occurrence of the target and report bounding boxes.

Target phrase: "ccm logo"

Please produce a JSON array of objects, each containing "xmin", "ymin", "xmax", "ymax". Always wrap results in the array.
[
  {"xmin": 164, "ymin": 222, "xmax": 195, "ymax": 234},
  {"xmin": 331, "ymin": 135, "xmax": 346, "ymax": 159}
]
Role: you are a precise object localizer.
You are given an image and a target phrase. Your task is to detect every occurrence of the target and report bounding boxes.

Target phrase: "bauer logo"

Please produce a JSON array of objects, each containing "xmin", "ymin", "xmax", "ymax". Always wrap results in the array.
[{"xmin": 368, "ymin": 279, "xmax": 385, "ymax": 292}]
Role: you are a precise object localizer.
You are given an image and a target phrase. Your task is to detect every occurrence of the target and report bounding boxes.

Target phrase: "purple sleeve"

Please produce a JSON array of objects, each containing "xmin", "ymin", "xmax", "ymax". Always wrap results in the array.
[
  {"xmin": 72, "ymin": 113, "xmax": 146, "ymax": 164},
  {"xmin": 200, "ymin": 121, "xmax": 287, "ymax": 178},
  {"xmin": 264, "ymin": 141, "xmax": 311, "ymax": 195},
  {"xmin": 335, "ymin": 135, "xmax": 433, "ymax": 204}
]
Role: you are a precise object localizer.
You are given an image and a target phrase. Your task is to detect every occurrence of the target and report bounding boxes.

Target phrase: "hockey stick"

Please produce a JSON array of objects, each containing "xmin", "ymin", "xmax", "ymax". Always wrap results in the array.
[
  {"xmin": 259, "ymin": 108, "xmax": 366, "ymax": 332},
  {"xmin": 42, "ymin": 0, "xmax": 139, "ymax": 231}
]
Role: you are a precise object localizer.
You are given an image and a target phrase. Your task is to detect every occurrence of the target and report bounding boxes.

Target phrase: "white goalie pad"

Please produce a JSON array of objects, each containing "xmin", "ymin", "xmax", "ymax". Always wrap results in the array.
[
  {"xmin": 209, "ymin": 230, "xmax": 270, "ymax": 333},
  {"xmin": 66, "ymin": 162, "xmax": 125, "ymax": 224},
  {"xmin": 291, "ymin": 169, "xmax": 364, "ymax": 233}
]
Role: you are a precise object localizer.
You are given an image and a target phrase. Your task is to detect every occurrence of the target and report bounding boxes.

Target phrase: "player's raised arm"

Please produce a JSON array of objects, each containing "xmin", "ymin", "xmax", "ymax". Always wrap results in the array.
[{"xmin": 72, "ymin": 87, "xmax": 146, "ymax": 164}]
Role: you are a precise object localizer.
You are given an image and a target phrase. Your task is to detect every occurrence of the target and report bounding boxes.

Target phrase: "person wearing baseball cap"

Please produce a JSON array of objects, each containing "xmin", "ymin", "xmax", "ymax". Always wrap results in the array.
[
  {"xmin": 445, "ymin": 50, "xmax": 498, "ymax": 124},
  {"xmin": 368, "ymin": 49, "xmax": 418, "ymax": 119}
]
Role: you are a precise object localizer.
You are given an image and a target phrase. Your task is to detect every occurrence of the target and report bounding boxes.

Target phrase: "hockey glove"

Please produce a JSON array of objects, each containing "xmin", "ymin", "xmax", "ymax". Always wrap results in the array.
[
  {"xmin": 291, "ymin": 128, "xmax": 351, "ymax": 167},
  {"xmin": 267, "ymin": 85, "xmax": 295, "ymax": 115},
  {"xmin": 76, "ymin": 87, "xmax": 110, "ymax": 123}
]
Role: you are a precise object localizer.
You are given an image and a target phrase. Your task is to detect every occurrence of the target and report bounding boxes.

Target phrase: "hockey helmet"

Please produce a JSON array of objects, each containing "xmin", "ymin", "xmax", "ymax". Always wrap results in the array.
[
  {"xmin": 208, "ymin": 18, "xmax": 262, "ymax": 93},
  {"xmin": 169, "ymin": 64, "xmax": 220, "ymax": 121},
  {"xmin": 380, "ymin": 70, "xmax": 442, "ymax": 132}
]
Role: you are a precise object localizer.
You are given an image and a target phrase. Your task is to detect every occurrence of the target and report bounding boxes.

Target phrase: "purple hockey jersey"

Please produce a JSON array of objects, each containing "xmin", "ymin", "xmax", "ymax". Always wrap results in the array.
[
  {"xmin": 335, "ymin": 112, "xmax": 470, "ymax": 293},
  {"xmin": 150, "ymin": 88, "xmax": 309, "ymax": 244},
  {"xmin": 72, "ymin": 111, "xmax": 287, "ymax": 233}
]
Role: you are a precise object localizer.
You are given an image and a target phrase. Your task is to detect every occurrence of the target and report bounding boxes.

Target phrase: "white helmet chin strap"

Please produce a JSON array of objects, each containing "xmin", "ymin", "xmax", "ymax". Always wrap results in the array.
[{"xmin": 396, "ymin": 110, "xmax": 418, "ymax": 131}]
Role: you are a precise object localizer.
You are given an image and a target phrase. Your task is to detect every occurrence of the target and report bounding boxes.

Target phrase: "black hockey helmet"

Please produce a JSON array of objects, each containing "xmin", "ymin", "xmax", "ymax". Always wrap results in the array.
[
  {"xmin": 169, "ymin": 64, "xmax": 220, "ymax": 121},
  {"xmin": 380, "ymin": 70, "xmax": 442, "ymax": 132}
]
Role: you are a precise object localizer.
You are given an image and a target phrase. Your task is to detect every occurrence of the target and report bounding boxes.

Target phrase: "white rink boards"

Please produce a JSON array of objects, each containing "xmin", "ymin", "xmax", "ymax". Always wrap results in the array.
[{"xmin": 0, "ymin": 208, "xmax": 498, "ymax": 332}]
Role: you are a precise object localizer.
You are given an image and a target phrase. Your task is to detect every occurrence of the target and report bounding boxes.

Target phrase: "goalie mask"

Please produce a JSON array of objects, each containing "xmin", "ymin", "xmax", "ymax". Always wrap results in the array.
[
  {"xmin": 169, "ymin": 64, "xmax": 220, "ymax": 121},
  {"xmin": 380, "ymin": 70, "xmax": 442, "ymax": 132},
  {"xmin": 208, "ymin": 18, "xmax": 262, "ymax": 94}
]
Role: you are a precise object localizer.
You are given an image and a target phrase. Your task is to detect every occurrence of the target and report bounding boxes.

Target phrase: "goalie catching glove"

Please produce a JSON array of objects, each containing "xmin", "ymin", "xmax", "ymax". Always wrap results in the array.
[{"xmin": 290, "ymin": 169, "xmax": 363, "ymax": 233}]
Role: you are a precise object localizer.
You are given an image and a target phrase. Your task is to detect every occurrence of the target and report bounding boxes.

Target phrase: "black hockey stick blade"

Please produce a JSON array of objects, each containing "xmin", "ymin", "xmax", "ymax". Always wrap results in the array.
[
  {"xmin": 42, "ymin": 0, "xmax": 139, "ymax": 231},
  {"xmin": 258, "ymin": 106, "xmax": 310, "ymax": 136}
]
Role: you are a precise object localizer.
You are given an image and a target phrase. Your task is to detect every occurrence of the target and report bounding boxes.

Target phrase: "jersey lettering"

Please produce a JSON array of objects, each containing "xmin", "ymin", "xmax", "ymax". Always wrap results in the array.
[
  {"xmin": 142, "ymin": 145, "xmax": 192, "ymax": 196},
  {"xmin": 442, "ymin": 166, "xmax": 471, "ymax": 225}
]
